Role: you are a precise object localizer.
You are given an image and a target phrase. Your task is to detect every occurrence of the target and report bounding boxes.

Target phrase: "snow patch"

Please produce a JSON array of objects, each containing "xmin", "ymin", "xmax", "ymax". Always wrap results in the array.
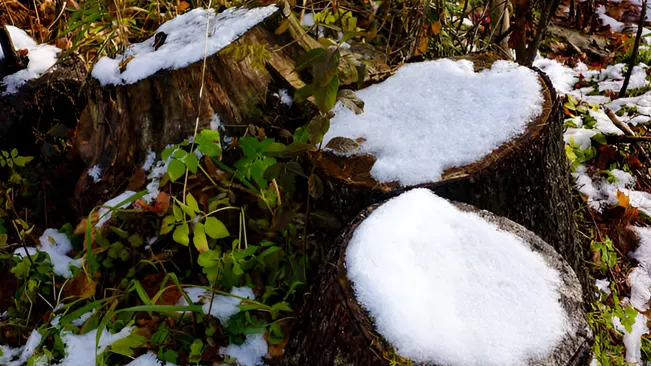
[
  {"xmin": 612, "ymin": 312, "xmax": 648, "ymax": 364},
  {"xmin": 88, "ymin": 165, "xmax": 103, "ymax": 183},
  {"xmin": 92, "ymin": 6, "xmax": 278, "ymax": 86},
  {"xmin": 57, "ymin": 327, "xmax": 134, "ymax": 366},
  {"xmin": 96, "ymin": 190, "xmax": 138, "ymax": 228},
  {"xmin": 345, "ymin": 188, "xmax": 566, "ymax": 365},
  {"xmin": 13, "ymin": 228, "xmax": 82, "ymax": 278},
  {"xmin": 0, "ymin": 330, "xmax": 42, "ymax": 366},
  {"xmin": 1, "ymin": 26, "xmax": 60, "ymax": 95},
  {"xmin": 220, "ymin": 333, "xmax": 268, "ymax": 366},
  {"xmin": 177, "ymin": 286, "xmax": 255, "ymax": 323},
  {"xmin": 323, "ymin": 59, "xmax": 544, "ymax": 186}
]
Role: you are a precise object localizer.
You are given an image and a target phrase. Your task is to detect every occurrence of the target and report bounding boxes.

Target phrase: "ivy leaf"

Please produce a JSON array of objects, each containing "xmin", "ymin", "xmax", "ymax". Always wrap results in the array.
[
  {"xmin": 173, "ymin": 223, "xmax": 190, "ymax": 246},
  {"xmin": 167, "ymin": 159, "xmax": 186, "ymax": 182},
  {"xmin": 205, "ymin": 217, "xmax": 229, "ymax": 239},
  {"xmin": 193, "ymin": 222, "xmax": 209, "ymax": 253},
  {"xmin": 197, "ymin": 248, "xmax": 222, "ymax": 267}
]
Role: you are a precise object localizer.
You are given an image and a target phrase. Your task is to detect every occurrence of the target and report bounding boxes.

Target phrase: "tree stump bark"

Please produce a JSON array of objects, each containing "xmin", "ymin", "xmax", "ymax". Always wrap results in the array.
[
  {"xmin": 282, "ymin": 199, "xmax": 592, "ymax": 366},
  {"xmin": 74, "ymin": 7, "xmax": 305, "ymax": 188},
  {"xmin": 0, "ymin": 55, "xmax": 86, "ymax": 147},
  {"xmin": 315, "ymin": 59, "xmax": 588, "ymax": 292}
]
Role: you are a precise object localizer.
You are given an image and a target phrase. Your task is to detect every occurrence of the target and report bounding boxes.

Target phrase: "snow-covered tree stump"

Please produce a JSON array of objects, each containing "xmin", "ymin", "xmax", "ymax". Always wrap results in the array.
[
  {"xmin": 316, "ymin": 55, "xmax": 585, "ymax": 288},
  {"xmin": 75, "ymin": 5, "xmax": 303, "ymax": 179},
  {"xmin": 283, "ymin": 189, "xmax": 592, "ymax": 366},
  {"xmin": 0, "ymin": 26, "xmax": 81, "ymax": 143}
]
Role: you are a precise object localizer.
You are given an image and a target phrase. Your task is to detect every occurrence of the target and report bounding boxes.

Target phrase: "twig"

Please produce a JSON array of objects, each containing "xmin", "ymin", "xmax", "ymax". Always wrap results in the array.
[
  {"xmin": 619, "ymin": 0, "xmax": 648, "ymax": 97},
  {"xmin": 605, "ymin": 107, "xmax": 651, "ymax": 161}
]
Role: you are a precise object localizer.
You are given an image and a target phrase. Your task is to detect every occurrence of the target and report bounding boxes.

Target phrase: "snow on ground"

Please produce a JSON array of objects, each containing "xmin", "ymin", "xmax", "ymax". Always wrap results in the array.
[
  {"xmin": 96, "ymin": 190, "xmax": 138, "ymax": 228},
  {"xmin": 0, "ymin": 330, "xmax": 42, "ymax": 366},
  {"xmin": 220, "ymin": 333, "xmax": 268, "ymax": 366},
  {"xmin": 56, "ymin": 327, "xmax": 134, "ymax": 366},
  {"xmin": 13, "ymin": 228, "xmax": 82, "ymax": 278},
  {"xmin": 92, "ymin": 5, "xmax": 277, "ymax": 86},
  {"xmin": 596, "ymin": 5, "xmax": 626, "ymax": 33},
  {"xmin": 87, "ymin": 165, "xmax": 102, "ymax": 182},
  {"xmin": 345, "ymin": 188, "xmax": 566, "ymax": 365},
  {"xmin": 0, "ymin": 26, "xmax": 60, "ymax": 95},
  {"xmin": 177, "ymin": 286, "xmax": 256, "ymax": 323},
  {"xmin": 323, "ymin": 59, "xmax": 544, "ymax": 186},
  {"xmin": 125, "ymin": 352, "xmax": 177, "ymax": 366},
  {"xmin": 612, "ymin": 313, "xmax": 649, "ymax": 363}
]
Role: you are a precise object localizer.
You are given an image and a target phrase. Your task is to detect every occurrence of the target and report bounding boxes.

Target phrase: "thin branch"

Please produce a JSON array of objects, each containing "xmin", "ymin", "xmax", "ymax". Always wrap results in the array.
[{"xmin": 619, "ymin": 0, "xmax": 648, "ymax": 97}]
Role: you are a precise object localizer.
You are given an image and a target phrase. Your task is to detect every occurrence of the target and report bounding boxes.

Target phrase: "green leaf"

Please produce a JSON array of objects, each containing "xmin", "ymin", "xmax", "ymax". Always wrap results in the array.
[
  {"xmin": 179, "ymin": 202, "xmax": 197, "ymax": 217},
  {"xmin": 193, "ymin": 222, "xmax": 209, "ymax": 252},
  {"xmin": 160, "ymin": 215, "xmax": 176, "ymax": 235},
  {"xmin": 110, "ymin": 332, "xmax": 147, "ymax": 357},
  {"xmin": 205, "ymin": 217, "xmax": 229, "ymax": 239},
  {"xmin": 197, "ymin": 141, "xmax": 222, "ymax": 157},
  {"xmin": 197, "ymin": 248, "xmax": 222, "ymax": 267},
  {"xmin": 186, "ymin": 193, "xmax": 200, "ymax": 213},
  {"xmin": 172, "ymin": 204, "xmax": 183, "ymax": 222},
  {"xmin": 11, "ymin": 149, "xmax": 17, "ymax": 158},
  {"xmin": 182, "ymin": 153, "xmax": 199, "ymax": 174},
  {"xmin": 314, "ymin": 76, "xmax": 339, "ymax": 114},
  {"xmin": 167, "ymin": 159, "xmax": 186, "ymax": 182},
  {"xmin": 307, "ymin": 116, "xmax": 331, "ymax": 145},
  {"xmin": 189, "ymin": 339, "xmax": 203, "ymax": 363},
  {"xmin": 295, "ymin": 48, "xmax": 326, "ymax": 71},
  {"xmin": 161, "ymin": 146, "xmax": 176, "ymax": 161},
  {"xmin": 592, "ymin": 133, "xmax": 607, "ymax": 145},
  {"xmin": 294, "ymin": 84, "xmax": 315, "ymax": 102},
  {"xmin": 271, "ymin": 301, "xmax": 293, "ymax": 313},
  {"xmin": 173, "ymin": 223, "xmax": 190, "ymax": 246}
]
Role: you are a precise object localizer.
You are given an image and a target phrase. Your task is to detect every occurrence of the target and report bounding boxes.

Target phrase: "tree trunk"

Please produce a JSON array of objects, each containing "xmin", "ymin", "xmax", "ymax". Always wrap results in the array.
[
  {"xmin": 282, "ymin": 200, "xmax": 592, "ymax": 366},
  {"xmin": 490, "ymin": 0, "xmax": 511, "ymax": 58},
  {"xmin": 72, "ymin": 8, "xmax": 305, "ymax": 204},
  {"xmin": 315, "ymin": 58, "xmax": 588, "ymax": 293}
]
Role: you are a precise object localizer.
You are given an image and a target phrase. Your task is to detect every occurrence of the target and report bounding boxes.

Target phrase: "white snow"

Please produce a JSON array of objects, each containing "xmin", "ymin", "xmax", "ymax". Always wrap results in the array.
[
  {"xmin": 595, "ymin": 278, "xmax": 611, "ymax": 295},
  {"xmin": 96, "ymin": 190, "xmax": 137, "ymax": 228},
  {"xmin": 301, "ymin": 12, "xmax": 315, "ymax": 27},
  {"xmin": 1, "ymin": 26, "xmax": 60, "ymax": 95},
  {"xmin": 612, "ymin": 312, "xmax": 648, "ymax": 364},
  {"xmin": 70, "ymin": 309, "xmax": 96, "ymax": 327},
  {"xmin": 278, "ymin": 89, "xmax": 293, "ymax": 106},
  {"xmin": 629, "ymin": 227, "xmax": 651, "ymax": 311},
  {"xmin": 565, "ymin": 127, "xmax": 597, "ymax": 150},
  {"xmin": 533, "ymin": 57, "xmax": 578, "ymax": 94},
  {"xmin": 142, "ymin": 149, "xmax": 156, "ymax": 171},
  {"xmin": 0, "ymin": 330, "xmax": 42, "ymax": 366},
  {"xmin": 177, "ymin": 286, "xmax": 255, "ymax": 323},
  {"xmin": 345, "ymin": 188, "xmax": 566, "ymax": 365},
  {"xmin": 596, "ymin": 5, "xmax": 625, "ymax": 32},
  {"xmin": 125, "ymin": 352, "xmax": 176, "ymax": 366},
  {"xmin": 13, "ymin": 228, "xmax": 82, "ymax": 278},
  {"xmin": 210, "ymin": 113, "xmax": 224, "ymax": 131},
  {"xmin": 323, "ymin": 59, "xmax": 544, "ymax": 186},
  {"xmin": 220, "ymin": 333, "xmax": 268, "ymax": 366},
  {"xmin": 92, "ymin": 5, "xmax": 278, "ymax": 86},
  {"xmin": 88, "ymin": 165, "xmax": 102, "ymax": 183},
  {"xmin": 56, "ymin": 326, "xmax": 134, "ymax": 366}
]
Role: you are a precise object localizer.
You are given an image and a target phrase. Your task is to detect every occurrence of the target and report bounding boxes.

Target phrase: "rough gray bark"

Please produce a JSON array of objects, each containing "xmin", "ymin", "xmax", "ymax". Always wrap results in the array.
[{"xmin": 282, "ymin": 200, "xmax": 592, "ymax": 366}]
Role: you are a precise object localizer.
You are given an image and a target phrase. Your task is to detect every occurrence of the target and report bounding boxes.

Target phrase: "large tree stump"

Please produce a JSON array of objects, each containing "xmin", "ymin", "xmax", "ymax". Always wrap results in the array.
[
  {"xmin": 74, "ymin": 5, "xmax": 305, "ymax": 183},
  {"xmin": 315, "ymin": 56, "xmax": 587, "ymax": 291},
  {"xmin": 283, "ymin": 193, "xmax": 592, "ymax": 366}
]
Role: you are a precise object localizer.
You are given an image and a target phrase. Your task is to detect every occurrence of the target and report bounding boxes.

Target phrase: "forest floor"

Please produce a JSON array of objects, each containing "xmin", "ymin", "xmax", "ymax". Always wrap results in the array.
[{"xmin": 2, "ymin": 0, "xmax": 651, "ymax": 365}]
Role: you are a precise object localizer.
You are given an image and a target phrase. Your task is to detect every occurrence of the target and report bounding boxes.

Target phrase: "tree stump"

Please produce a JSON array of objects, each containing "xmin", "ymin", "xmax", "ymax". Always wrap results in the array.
[
  {"xmin": 74, "ymin": 5, "xmax": 305, "ymax": 184},
  {"xmin": 283, "ymin": 192, "xmax": 592, "ymax": 366},
  {"xmin": 315, "ymin": 55, "xmax": 587, "ymax": 291}
]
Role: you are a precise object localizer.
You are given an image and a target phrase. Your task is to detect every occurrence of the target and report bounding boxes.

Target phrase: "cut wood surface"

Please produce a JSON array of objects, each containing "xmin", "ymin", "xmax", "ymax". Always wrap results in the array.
[{"xmin": 283, "ymin": 198, "xmax": 592, "ymax": 366}]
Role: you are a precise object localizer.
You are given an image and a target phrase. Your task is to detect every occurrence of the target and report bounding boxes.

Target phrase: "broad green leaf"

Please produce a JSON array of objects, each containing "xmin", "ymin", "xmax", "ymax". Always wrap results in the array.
[
  {"xmin": 295, "ymin": 48, "xmax": 326, "ymax": 71},
  {"xmin": 314, "ymin": 76, "xmax": 339, "ymax": 114},
  {"xmin": 179, "ymin": 201, "xmax": 197, "ymax": 217},
  {"xmin": 198, "ymin": 141, "xmax": 222, "ymax": 157},
  {"xmin": 205, "ymin": 217, "xmax": 229, "ymax": 239},
  {"xmin": 173, "ymin": 223, "xmax": 190, "ymax": 246},
  {"xmin": 186, "ymin": 193, "xmax": 200, "ymax": 213},
  {"xmin": 182, "ymin": 153, "xmax": 199, "ymax": 174},
  {"xmin": 307, "ymin": 116, "xmax": 331, "ymax": 145},
  {"xmin": 172, "ymin": 204, "xmax": 183, "ymax": 222},
  {"xmin": 197, "ymin": 248, "xmax": 222, "ymax": 267},
  {"xmin": 167, "ymin": 159, "xmax": 186, "ymax": 182},
  {"xmin": 293, "ymin": 84, "xmax": 315, "ymax": 102},
  {"xmin": 193, "ymin": 222, "xmax": 209, "ymax": 252}
]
